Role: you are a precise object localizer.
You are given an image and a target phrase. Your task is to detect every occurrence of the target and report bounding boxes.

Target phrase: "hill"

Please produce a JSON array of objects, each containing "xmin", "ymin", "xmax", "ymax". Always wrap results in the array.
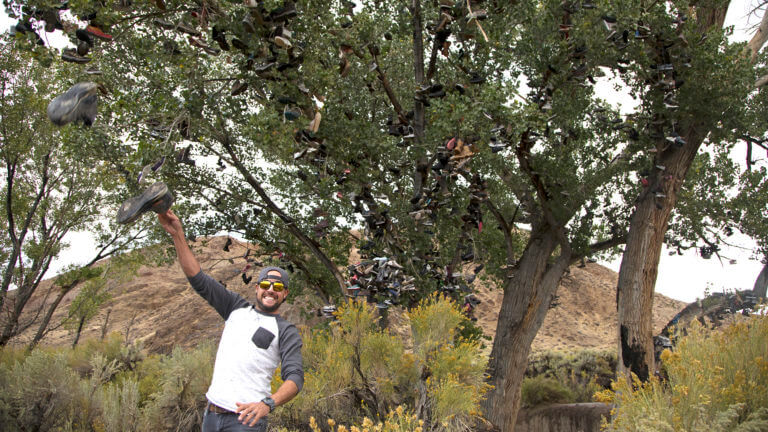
[{"xmin": 9, "ymin": 236, "xmax": 686, "ymax": 354}]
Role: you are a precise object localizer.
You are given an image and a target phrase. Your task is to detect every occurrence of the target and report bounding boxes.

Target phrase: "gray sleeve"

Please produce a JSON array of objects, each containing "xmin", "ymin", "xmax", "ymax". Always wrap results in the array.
[
  {"xmin": 187, "ymin": 270, "xmax": 248, "ymax": 320},
  {"xmin": 277, "ymin": 317, "xmax": 304, "ymax": 391}
]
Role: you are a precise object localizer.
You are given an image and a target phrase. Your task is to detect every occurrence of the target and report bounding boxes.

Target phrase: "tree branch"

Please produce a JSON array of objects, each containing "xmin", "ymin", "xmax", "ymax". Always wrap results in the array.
[
  {"xmin": 212, "ymin": 116, "xmax": 348, "ymax": 295},
  {"xmin": 368, "ymin": 46, "xmax": 408, "ymax": 125}
]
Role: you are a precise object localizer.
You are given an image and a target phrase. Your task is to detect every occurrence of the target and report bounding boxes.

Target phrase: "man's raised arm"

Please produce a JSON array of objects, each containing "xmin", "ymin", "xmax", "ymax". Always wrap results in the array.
[{"xmin": 157, "ymin": 210, "xmax": 201, "ymax": 277}]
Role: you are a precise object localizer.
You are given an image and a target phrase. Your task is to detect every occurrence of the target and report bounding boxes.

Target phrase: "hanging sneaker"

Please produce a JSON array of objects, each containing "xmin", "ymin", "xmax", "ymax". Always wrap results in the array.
[
  {"xmin": 231, "ymin": 81, "xmax": 248, "ymax": 96},
  {"xmin": 47, "ymin": 82, "xmax": 99, "ymax": 126},
  {"xmin": 176, "ymin": 145, "xmax": 196, "ymax": 166},
  {"xmin": 116, "ymin": 182, "xmax": 174, "ymax": 225},
  {"xmin": 85, "ymin": 25, "xmax": 113, "ymax": 41},
  {"xmin": 77, "ymin": 40, "xmax": 90, "ymax": 56},
  {"xmin": 212, "ymin": 26, "xmax": 230, "ymax": 51},
  {"xmin": 61, "ymin": 48, "xmax": 91, "ymax": 63}
]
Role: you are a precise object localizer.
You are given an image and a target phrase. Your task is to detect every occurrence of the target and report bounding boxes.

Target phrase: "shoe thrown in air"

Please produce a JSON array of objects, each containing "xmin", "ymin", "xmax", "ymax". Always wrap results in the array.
[
  {"xmin": 116, "ymin": 182, "xmax": 174, "ymax": 225},
  {"xmin": 47, "ymin": 82, "xmax": 99, "ymax": 127}
]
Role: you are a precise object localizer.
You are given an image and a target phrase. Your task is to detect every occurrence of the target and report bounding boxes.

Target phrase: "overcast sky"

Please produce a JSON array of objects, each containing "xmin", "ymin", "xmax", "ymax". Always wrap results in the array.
[{"xmin": 2, "ymin": 1, "xmax": 765, "ymax": 303}]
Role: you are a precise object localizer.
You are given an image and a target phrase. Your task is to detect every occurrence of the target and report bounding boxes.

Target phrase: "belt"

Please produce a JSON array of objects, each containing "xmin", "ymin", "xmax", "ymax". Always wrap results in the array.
[{"xmin": 207, "ymin": 403, "xmax": 234, "ymax": 414}]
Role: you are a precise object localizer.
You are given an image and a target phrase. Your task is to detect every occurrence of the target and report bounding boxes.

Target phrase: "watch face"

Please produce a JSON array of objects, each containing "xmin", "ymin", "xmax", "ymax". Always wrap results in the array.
[{"xmin": 262, "ymin": 397, "xmax": 275, "ymax": 411}]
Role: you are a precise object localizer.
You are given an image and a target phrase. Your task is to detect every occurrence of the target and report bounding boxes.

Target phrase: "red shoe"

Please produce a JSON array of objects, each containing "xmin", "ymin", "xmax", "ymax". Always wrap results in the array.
[{"xmin": 85, "ymin": 25, "xmax": 112, "ymax": 41}]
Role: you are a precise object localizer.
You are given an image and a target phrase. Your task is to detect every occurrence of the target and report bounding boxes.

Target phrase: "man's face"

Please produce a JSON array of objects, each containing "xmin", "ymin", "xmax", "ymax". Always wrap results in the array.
[{"xmin": 254, "ymin": 270, "xmax": 288, "ymax": 313}]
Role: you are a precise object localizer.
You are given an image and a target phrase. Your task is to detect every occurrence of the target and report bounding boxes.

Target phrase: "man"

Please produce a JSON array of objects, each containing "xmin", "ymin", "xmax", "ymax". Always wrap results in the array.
[{"xmin": 158, "ymin": 209, "xmax": 303, "ymax": 431}]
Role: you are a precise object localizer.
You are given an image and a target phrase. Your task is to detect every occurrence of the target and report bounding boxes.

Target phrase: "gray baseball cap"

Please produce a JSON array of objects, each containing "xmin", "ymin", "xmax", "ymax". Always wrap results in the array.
[{"xmin": 257, "ymin": 266, "xmax": 289, "ymax": 288}]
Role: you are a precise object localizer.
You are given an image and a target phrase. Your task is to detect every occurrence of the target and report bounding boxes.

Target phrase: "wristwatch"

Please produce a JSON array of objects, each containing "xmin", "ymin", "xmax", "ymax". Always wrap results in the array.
[{"xmin": 261, "ymin": 396, "xmax": 275, "ymax": 412}]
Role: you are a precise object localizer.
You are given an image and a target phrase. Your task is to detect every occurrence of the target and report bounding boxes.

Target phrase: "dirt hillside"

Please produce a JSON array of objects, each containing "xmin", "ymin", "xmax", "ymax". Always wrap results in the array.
[{"xmin": 10, "ymin": 236, "xmax": 686, "ymax": 354}]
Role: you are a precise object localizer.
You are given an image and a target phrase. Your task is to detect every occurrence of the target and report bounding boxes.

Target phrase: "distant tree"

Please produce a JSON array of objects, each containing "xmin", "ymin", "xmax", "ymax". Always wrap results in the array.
[{"xmin": 0, "ymin": 39, "xmax": 131, "ymax": 346}]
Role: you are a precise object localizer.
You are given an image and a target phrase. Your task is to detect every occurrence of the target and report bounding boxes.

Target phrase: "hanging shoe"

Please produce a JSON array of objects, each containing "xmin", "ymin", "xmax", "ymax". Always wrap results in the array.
[
  {"xmin": 212, "ymin": 26, "xmax": 230, "ymax": 51},
  {"xmin": 176, "ymin": 145, "xmax": 196, "ymax": 166},
  {"xmin": 116, "ymin": 182, "xmax": 174, "ymax": 225},
  {"xmin": 274, "ymin": 35, "xmax": 292, "ymax": 49},
  {"xmin": 75, "ymin": 28, "xmax": 94, "ymax": 46},
  {"xmin": 77, "ymin": 40, "xmax": 90, "ymax": 56},
  {"xmin": 47, "ymin": 82, "xmax": 99, "ymax": 126},
  {"xmin": 231, "ymin": 81, "xmax": 248, "ymax": 96},
  {"xmin": 85, "ymin": 25, "xmax": 113, "ymax": 41},
  {"xmin": 232, "ymin": 38, "xmax": 249, "ymax": 51},
  {"xmin": 61, "ymin": 48, "xmax": 91, "ymax": 64}
]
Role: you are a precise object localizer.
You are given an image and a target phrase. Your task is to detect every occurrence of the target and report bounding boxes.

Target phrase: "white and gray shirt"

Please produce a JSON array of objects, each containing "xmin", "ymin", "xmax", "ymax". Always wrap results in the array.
[{"xmin": 188, "ymin": 271, "xmax": 304, "ymax": 412}]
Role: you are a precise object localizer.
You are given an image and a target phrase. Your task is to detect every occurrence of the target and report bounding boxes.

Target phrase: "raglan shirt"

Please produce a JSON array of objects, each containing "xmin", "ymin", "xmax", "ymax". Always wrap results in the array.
[{"xmin": 187, "ymin": 270, "xmax": 304, "ymax": 413}]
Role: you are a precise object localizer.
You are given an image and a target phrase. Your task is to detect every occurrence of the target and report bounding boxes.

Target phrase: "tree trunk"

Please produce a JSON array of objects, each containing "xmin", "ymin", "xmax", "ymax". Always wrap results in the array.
[
  {"xmin": 101, "ymin": 308, "xmax": 111, "ymax": 340},
  {"xmin": 28, "ymin": 286, "xmax": 70, "ymax": 350},
  {"xmin": 616, "ymin": 124, "xmax": 704, "ymax": 382},
  {"xmin": 72, "ymin": 316, "xmax": 86, "ymax": 348},
  {"xmin": 753, "ymin": 261, "xmax": 768, "ymax": 299},
  {"xmin": 482, "ymin": 227, "xmax": 571, "ymax": 431},
  {"xmin": 0, "ymin": 285, "xmax": 35, "ymax": 346}
]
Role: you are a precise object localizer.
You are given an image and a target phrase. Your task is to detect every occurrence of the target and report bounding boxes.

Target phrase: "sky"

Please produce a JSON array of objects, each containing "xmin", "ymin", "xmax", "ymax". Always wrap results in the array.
[{"xmin": 2, "ymin": 1, "xmax": 766, "ymax": 303}]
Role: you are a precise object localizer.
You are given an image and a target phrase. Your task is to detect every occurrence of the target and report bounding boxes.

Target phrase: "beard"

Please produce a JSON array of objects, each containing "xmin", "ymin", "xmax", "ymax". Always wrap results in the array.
[{"xmin": 255, "ymin": 295, "xmax": 283, "ymax": 313}]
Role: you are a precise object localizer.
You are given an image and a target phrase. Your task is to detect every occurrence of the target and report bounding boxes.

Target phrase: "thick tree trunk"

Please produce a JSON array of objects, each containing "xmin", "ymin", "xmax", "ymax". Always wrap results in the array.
[
  {"xmin": 0, "ymin": 285, "xmax": 36, "ymax": 346},
  {"xmin": 752, "ymin": 262, "xmax": 768, "ymax": 299},
  {"xmin": 482, "ymin": 227, "xmax": 571, "ymax": 431},
  {"xmin": 616, "ymin": 125, "xmax": 704, "ymax": 382},
  {"xmin": 615, "ymin": 2, "xmax": 729, "ymax": 382}
]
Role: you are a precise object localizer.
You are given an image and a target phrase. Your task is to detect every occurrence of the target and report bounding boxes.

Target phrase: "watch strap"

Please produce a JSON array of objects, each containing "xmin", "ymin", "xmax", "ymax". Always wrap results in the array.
[{"xmin": 261, "ymin": 396, "xmax": 275, "ymax": 412}]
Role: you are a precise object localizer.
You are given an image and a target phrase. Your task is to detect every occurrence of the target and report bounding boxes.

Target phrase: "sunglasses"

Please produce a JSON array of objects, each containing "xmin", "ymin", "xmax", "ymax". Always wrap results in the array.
[{"xmin": 258, "ymin": 280, "xmax": 285, "ymax": 292}]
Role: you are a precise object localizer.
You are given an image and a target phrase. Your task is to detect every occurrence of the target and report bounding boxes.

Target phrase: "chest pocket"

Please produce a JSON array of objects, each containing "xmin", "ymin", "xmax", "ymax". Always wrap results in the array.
[{"xmin": 252, "ymin": 327, "xmax": 275, "ymax": 349}]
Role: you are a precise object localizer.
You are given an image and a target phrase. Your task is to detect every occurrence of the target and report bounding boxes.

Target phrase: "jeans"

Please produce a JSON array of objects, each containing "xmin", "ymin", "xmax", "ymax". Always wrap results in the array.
[{"xmin": 202, "ymin": 407, "xmax": 267, "ymax": 432}]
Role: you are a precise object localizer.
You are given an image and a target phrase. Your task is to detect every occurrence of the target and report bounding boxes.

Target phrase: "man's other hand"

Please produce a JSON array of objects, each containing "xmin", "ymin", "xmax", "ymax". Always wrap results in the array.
[{"xmin": 235, "ymin": 401, "xmax": 270, "ymax": 427}]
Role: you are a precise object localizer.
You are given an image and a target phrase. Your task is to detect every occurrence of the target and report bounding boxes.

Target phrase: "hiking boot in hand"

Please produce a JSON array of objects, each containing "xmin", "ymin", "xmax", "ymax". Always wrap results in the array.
[{"xmin": 116, "ymin": 182, "xmax": 174, "ymax": 225}]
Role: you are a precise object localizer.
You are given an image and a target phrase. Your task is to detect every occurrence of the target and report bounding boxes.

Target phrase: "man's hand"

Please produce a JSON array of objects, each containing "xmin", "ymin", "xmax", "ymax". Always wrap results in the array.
[
  {"xmin": 157, "ymin": 209, "xmax": 183, "ymax": 238},
  {"xmin": 235, "ymin": 401, "xmax": 270, "ymax": 427}
]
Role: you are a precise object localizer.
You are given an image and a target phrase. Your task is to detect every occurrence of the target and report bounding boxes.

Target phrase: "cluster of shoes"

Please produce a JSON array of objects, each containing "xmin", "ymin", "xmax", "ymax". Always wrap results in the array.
[
  {"xmin": 661, "ymin": 290, "xmax": 762, "ymax": 342},
  {"xmin": 9, "ymin": 3, "xmax": 114, "ymax": 64},
  {"xmin": 311, "ymin": 208, "xmax": 331, "ymax": 238},
  {"xmin": 428, "ymin": 0, "xmax": 490, "ymax": 49},
  {"xmin": 345, "ymin": 257, "xmax": 415, "ymax": 309}
]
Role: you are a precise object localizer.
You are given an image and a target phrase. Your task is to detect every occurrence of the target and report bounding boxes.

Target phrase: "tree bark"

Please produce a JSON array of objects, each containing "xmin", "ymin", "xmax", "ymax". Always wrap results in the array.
[
  {"xmin": 72, "ymin": 316, "xmax": 86, "ymax": 348},
  {"xmin": 616, "ymin": 124, "xmax": 704, "ymax": 382},
  {"xmin": 27, "ymin": 286, "xmax": 70, "ymax": 349},
  {"xmin": 615, "ymin": 2, "xmax": 729, "ymax": 383},
  {"xmin": 482, "ymin": 226, "xmax": 571, "ymax": 431},
  {"xmin": 752, "ymin": 261, "xmax": 768, "ymax": 299}
]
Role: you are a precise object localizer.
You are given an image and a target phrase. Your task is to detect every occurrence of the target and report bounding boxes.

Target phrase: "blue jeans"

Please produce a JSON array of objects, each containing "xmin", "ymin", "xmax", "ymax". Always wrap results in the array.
[{"xmin": 202, "ymin": 407, "xmax": 267, "ymax": 432}]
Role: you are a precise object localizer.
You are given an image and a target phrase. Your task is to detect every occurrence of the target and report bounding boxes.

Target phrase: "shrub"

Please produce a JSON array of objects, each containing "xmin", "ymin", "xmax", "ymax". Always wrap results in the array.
[
  {"xmin": 140, "ymin": 342, "xmax": 215, "ymax": 431},
  {"xmin": 525, "ymin": 349, "xmax": 614, "ymax": 404},
  {"xmin": 597, "ymin": 314, "xmax": 768, "ymax": 431},
  {"xmin": 307, "ymin": 405, "xmax": 425, "ymax": 432},
  {"xmin": 0, "ymin": 349, "xmax": 83, "ymax": 431},
  {"xmin": 274, "ymin": 296, "xmax": 489, "ymax": 431},
  {"xmin": 100, "ymin": 379, "xmax": 142, "ymax": 432},
  {"xmin": 521, "ymin": 375, "xmax": 575, "ymax": 407}
]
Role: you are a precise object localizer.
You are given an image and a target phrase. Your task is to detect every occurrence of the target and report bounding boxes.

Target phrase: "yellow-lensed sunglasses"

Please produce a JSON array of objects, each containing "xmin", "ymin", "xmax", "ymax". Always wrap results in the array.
[{"xmin": 258, "ymin": 280, "xmax": 285, "ymax": 292}]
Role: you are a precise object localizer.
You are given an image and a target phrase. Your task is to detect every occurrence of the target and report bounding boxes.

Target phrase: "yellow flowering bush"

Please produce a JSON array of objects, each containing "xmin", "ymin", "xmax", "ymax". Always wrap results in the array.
[
  {"xmin": 599, "ymin": 314, "xmax": 768, "ymax": 431},
  {"xmin": 272, "ymin": 296, "xmax": 490, "ymax": 431}
]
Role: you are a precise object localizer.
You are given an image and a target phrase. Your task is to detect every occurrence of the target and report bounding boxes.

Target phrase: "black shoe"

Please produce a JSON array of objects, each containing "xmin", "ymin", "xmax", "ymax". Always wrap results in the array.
[
  {"xmin": 47, "ymin": 82, "xmax": 99, "ymax": 126},
  {"xmin": 61, "ymin": 48, "xmax": 91, "ymax": 64},
  {"xmin": 116, "ymin": 182, "xmax": 174, "ymax": 225}
]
